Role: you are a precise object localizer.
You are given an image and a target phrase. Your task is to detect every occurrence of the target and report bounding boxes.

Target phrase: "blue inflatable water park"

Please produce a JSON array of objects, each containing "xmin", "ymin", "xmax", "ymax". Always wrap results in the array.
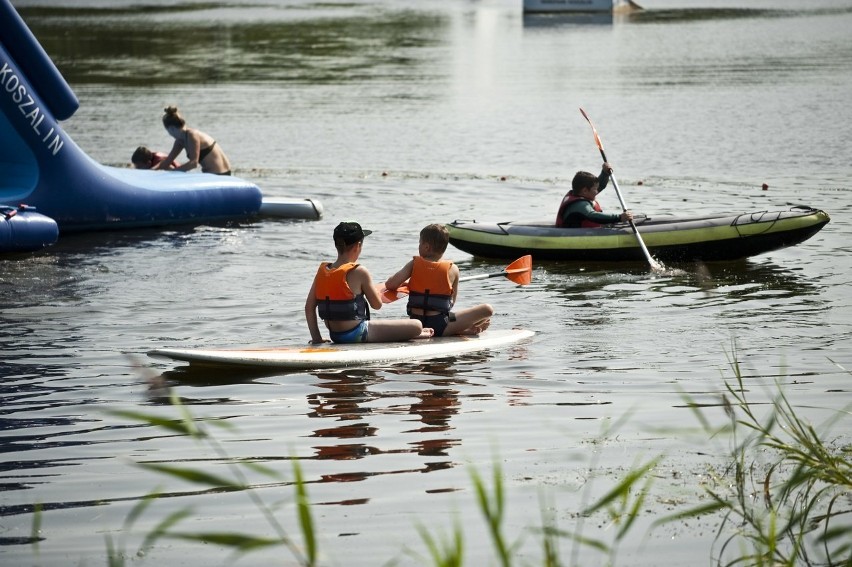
[{"xmin": 0, "ymin": 0, "xmax": 321, "ymax": 254}]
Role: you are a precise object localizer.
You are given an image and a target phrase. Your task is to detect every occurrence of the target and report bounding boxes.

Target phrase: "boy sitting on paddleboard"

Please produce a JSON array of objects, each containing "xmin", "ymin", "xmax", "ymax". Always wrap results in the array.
[
  {"xmin": 305, "ymin": 222, "xmax": 433, "ymax": 344},
  {"xmin": 385, "ymin": 224, "xmax": 493, "ymax": 337},
  {"xmin": 555, "ymin": 163, "xmax": 633, "ymax": 228}
]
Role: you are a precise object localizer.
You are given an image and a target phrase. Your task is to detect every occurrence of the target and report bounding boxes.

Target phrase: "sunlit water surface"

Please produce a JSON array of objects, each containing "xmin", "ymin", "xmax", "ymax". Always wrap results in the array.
[{"xmin": 2, "ymin": 0, "xmax": 851, "ymax": 565}]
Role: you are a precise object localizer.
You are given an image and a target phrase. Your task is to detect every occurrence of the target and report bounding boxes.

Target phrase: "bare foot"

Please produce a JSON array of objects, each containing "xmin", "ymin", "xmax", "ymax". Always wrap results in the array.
[
  {"xmin": 471, "ymin": 319, "xmax": 491, "ymax": 335},
  {"xmin": 416, "ymin": 327, "xmax": 435, "ymax": 339},
  {"xmin": 458, "ymin": 318, "xmax": 491, "ymax": 336},
  {"xmin": 475, "ymin": 318, "xmax": 491, "ymax": 333}
]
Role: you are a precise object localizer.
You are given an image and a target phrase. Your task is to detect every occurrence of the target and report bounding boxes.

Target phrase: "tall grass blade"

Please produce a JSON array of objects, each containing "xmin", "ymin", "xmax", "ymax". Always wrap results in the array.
[
  {"xmin": 292, "ymin": 460, "xmax": 317, "ymax": 566},
  {"xmin": 168, "ymin": 532, "xmax": 285, "ymax": 552},
  {"xmin": 171, "ymin": 390, "xmax": 203, "ymax": 438},
  {"xmin": 616, "ymin": 473, "xmax": 653, "ymax": 541},
  {"xmin": 140, "ymin": 508, "xmax": 194, "ymax": 553},
  {"xmin": 552, "ymin": 528, "xmax": 610, "ymax": 553},
  {"xmin": 107, "ymin": 409, "xmax": 203, "ymax": 437},
  {"xmin": 416, "ymin": 522, "xmax": 464, "ymax": 567},
  {"xmin": 470, "ymin": 463, "xmax": 512, "ymax": 567},
  {"xmin": 105, "ymin": 533, "xmax": 122, "ymax": 567},
  {"xmin": 137, "ymin": 462, "xmax": 245, "ymax": 490},
  {"xmin": 581, "ymin": 458, "xmax": 659, "ymax": 516},
  {"xmin": 654, "ymin": 500, "xmax": 729, "ymax": 527},
  {"xmin": 30, "ymin": 501, "xmax": 42, "ymax": 555}
]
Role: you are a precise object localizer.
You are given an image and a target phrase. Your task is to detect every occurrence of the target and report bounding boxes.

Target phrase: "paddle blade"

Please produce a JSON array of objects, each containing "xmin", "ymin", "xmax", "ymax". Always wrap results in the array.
[
  {"xmin": 579, "ymin": 107, "xmax": 605, "ymax": 153},
  {"xmin": 384, "ymin": 256, "xmax": 530, "ymax": 302},
  {"xmin": 379, "ymin": 284, "xmax": 409, "ymax": 304},
  {"xmin": 505, "ymin": 255, "xmax": 532, "ymax": 285}
]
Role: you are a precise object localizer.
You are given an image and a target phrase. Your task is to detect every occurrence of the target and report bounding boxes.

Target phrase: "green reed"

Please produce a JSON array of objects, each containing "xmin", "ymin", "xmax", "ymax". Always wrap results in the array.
[
  {"xmin": 102, "ymin": 390, "xmax": 318, "ymax": 566},
  {"xmin": 27, "ymin": 356, "xmax": 850, "ymax": 566},
  {"xmin": 663, "ymin": 354, "xmax": 852, "ymax": 567},
  {"xmin": 415, "ymin": 519, "xmax": 464, "ymax": 567}
]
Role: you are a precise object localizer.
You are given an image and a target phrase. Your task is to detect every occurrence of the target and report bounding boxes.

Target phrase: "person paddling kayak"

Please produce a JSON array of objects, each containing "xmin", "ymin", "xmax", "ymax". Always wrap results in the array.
[{"xmin": 555, "ymin": 163, "xmax": 633, "ymax": 228}]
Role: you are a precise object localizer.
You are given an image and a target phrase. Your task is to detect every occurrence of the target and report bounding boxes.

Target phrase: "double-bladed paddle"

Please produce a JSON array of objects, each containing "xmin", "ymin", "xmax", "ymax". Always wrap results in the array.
[
  {"xmin": 380, "ymin": 255, "xmax": 532, "ymax": 304},
  {"xmin": 579, "ymin": 108, "xmax": 663, "ymax": 272}
]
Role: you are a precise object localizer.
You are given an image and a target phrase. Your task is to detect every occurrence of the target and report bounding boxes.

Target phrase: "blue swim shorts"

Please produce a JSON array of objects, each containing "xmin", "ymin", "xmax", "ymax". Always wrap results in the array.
[{"xmin": 329, "ymin": 320, "xmax": 369, "ymax": 344}]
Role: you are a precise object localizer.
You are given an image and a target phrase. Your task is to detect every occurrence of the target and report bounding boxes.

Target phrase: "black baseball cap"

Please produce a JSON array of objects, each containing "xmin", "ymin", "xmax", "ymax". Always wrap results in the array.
[{"xmin": 333, "ymin": 221, "xmax": 372, "ymax": 245}]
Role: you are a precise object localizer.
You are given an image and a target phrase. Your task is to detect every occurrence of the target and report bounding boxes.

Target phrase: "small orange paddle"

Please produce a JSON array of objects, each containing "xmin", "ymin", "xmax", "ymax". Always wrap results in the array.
[{"xmin": 379, "ymin": 255, "xmax": 532, "ymax": 304}]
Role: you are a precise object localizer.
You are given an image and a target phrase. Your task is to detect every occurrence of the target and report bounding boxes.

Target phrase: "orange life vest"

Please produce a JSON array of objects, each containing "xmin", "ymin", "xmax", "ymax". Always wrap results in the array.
[
  {"xmin": 407, "ymin": 256, "xmax": 453, "ymax": 314},
  {"xmin": 314, "ymin": 262, "xmax": 369, "ymax": 321}
]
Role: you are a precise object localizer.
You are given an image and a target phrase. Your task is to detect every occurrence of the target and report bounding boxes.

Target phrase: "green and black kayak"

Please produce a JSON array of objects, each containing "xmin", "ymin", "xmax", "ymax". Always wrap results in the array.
[{"xmin": 447, "ymin": 206, "xmax": 830, "ymax": 262}]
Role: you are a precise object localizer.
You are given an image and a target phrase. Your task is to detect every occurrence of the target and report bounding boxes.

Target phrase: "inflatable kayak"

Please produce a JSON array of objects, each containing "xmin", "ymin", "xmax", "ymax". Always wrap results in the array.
[{"xmin": 446, "ymin": 206, "xmax": 830, "ymax": 262}]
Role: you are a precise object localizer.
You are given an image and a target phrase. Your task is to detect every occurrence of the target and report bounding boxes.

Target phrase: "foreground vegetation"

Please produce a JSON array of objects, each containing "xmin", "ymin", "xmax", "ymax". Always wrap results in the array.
[
  {"xmin": 673, "ymin": 361, "xmax": 851, "ymax": 566},
  {"xmin": 30, "ymin": 358, "xmax": 852, "ymax": 566}
]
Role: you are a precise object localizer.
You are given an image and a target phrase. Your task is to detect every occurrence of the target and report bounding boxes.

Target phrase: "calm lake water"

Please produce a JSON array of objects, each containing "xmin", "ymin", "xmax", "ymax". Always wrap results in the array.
[{"xmin": 2, "ymin": 0, "xmax": 850, "ymax": 565}]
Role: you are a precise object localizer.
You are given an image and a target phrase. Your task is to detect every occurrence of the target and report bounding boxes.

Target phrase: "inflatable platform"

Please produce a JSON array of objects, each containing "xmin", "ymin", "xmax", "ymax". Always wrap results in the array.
[{"xmin": 0, "ymin": 0, "xmax": 321, "ymax": 254}]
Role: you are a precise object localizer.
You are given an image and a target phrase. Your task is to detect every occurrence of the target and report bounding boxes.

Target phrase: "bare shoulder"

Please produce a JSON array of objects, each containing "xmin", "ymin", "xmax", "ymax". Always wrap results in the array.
[
  {"xmin": 352, "ymin": 263, "xmax": 372, "ymax": 277},
  {"xmin": 349, "ymin": 264, "xmax": 374, "ymax": 290},
  {"xmin": 449, "ymin": 262, "xmax": 460, "ymax": 280}
]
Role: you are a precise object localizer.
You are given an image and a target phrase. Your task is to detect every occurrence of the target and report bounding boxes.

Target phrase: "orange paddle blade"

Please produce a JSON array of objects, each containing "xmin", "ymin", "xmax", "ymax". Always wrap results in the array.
[
  {"xmin": 379, "ymin": 284, "xmax": 409, "ymax": 304},
  {"xmin": 504, "ymin": 255, "xmax": 532, "ymax": 285},
  {"xmin": 382, "ymin": 256, "xmax": 530, "ymax": 303},
  {"xmin": 579, "ymin": 107, "xmax": 605, "ymax": 152}
]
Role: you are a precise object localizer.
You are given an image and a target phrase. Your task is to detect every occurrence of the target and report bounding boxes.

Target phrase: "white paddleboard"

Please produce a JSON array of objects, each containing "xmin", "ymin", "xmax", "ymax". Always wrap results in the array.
[{"xmin": 148, "ymin": 329, "xmax": 534, "ymax": 370}]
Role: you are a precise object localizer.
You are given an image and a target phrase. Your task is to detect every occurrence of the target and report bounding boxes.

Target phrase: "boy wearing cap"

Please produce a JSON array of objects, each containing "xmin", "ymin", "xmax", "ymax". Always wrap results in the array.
[
  {"xmin": 384, "ymin": 223, "xmax": 493, "ymax": 337},
  {"xmin": 305, "ymin": 222, "xmax": 433, "ymax": 344}
]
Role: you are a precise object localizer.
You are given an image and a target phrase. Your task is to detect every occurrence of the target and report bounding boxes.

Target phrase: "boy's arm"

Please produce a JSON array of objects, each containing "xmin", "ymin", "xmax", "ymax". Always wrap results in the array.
[
  {"xmin": 449, "ymin": 263, "xmax": 460, "ymax": 306},
  {"xmin": 384, "ymin": 260, "xmax": 414, "ymax": 290},
  {"xmin": 305, "ymin": 281, "xmax": 325, "ymax": 343},
  {"xmin": 354, "ymin": 266, "xmax": 384, "ymax": 310},
  {"xmin": 597, "ymin": 163, "xmax": 612, "ymax": 193},
  {"xmin": 571, "ymin": 201, "xmax": 621, "ymax": 224},
  {"xmin": 154, "ymin": 140, "xmax": 183, "ymax": 170}
]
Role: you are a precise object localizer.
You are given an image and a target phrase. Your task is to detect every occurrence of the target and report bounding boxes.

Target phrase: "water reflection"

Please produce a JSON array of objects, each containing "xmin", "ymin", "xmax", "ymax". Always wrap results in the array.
[
  {"xmin": 522, "ymin": 12, "xmax": 613, "ymax": 28},
  {"xmin": 626, "ymin": 5, "xmax": 852, "ymax": 26},
  {"xmin": 627, "ymin": 8, "xmax": 787, "ymax": 24},
  {"xmin": 18, "ymin": 4, "xmax": 451, "ymax": 86},
  {"xmin": 521, "ymin": 5, "xmax": 828, "ymax": 29},
  {"xmin": 0, "ymin": 354, "xmax": 95, "ymax": 455},
  {"xmin": 543, "ymin": 258, "xmax": 823, "ymax": 304},
  {"xmin": 159, "ymin": 364, "xmax": 285, "ymax": 389},
  {"xmin": 306, "ymin": 365, "xmax": 467, "ymax": 478},
  {"xmin": 156, "ymin": 353, "xmax": 496, "ymax": 492}
]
